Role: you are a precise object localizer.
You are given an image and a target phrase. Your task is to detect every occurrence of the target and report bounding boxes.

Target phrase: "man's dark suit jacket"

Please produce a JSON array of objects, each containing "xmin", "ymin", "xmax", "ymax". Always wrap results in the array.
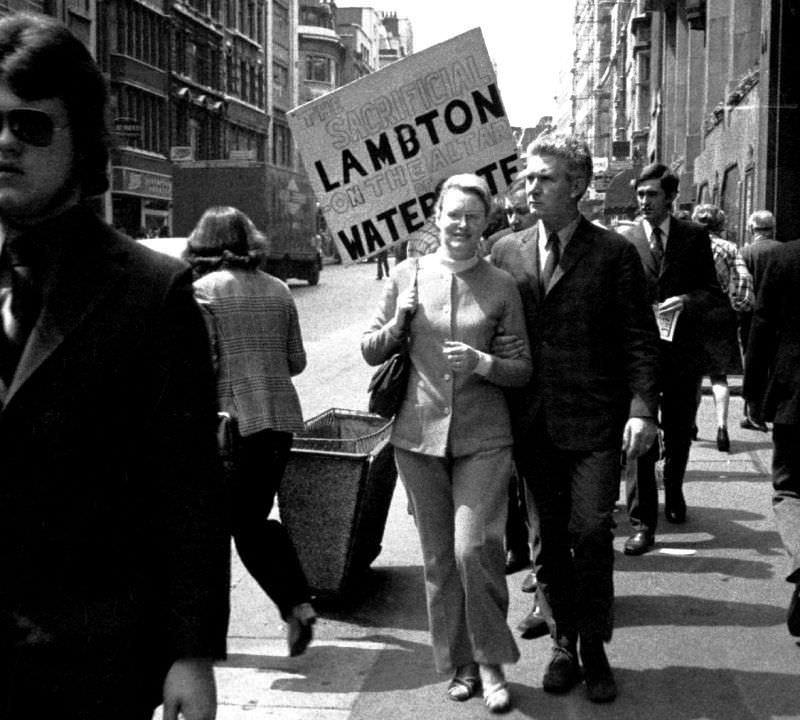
[
  {"xmin": 0, "ymin": 205, "xmax": 230, "ymax": 707},
  {"xmin": 491, "ymin": 217, "xmax": 659, "ymax": 451},
  {"xmin": 742, "ymin": 237, "xmax": 783, "ymax": 294},
  {"xmin": 744, "ymin": 239, "xmax": 800, "ymax": 424},
  {"xmin": 617, "ymin": 216, "xmax": 720, "ymax": 376}
]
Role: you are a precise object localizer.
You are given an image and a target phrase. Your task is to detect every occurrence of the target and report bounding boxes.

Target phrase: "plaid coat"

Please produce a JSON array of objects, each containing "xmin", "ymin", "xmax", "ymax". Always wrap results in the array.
[{"xmin": 194, "ymin": 268, "xmax": 306, "ymax": 436}]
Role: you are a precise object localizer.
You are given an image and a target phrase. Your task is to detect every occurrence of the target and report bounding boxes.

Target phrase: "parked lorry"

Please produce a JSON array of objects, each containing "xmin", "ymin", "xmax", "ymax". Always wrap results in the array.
[{"xmin": 172, "ymin": 161, "xmax": 322, "ymax": 285}]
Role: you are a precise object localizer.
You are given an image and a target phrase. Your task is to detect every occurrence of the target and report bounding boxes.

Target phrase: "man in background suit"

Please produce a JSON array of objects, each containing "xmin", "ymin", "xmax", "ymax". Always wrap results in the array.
[
  {"xmin": 743, "ymin": 238, "xmax": 800, "ymax": 637},
  {"xmin": 0, "ymin": 13, "xmax": 229, "ymax": 719},
  {"xmin": 740, "ymin": 210, "xmax": 783, "ymax": 430},
  {"xmin": 617, "ymin": 164, "xmax": 719, "ymax": 555},
  {"xmin": 492, "ymin": 136, "xmax": 659, "ymax": 703}
]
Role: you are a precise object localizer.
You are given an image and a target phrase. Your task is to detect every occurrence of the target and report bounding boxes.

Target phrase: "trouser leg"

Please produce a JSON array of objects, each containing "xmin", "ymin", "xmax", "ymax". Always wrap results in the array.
[
  {"xmin": 569, "ymin": 448, "xmax": 619, "ymax": 642},
  {"xmin": 772, "ymin": 424, "xmax": 800, "ymax": 583},
  {"xmin": 395, "ymin": 446, "xmax": 518, "ymax": 672},
  {"xmin": 505, "ymin": 466, "xmax": 529, "ymax": 556},
  {"xmin": 452, "ymin": 448, "xmax": 519, "ymax": 666},
  {"xmin": 628, "ymin": 440, "xmax": 660, "ymax": 534},
  {"xmin": 520, "ymin": 424, "xmax": 618, "ymax": 643},
  {"xmin": 518, "ymin": 425, "xmax": 576, "ymax": 642},
  {"xmin": 661, "ymin": 373, "xmax": 700, "ymax": 498},
  {"xmin": 232, "ymin": 429, "xmax": 311, "ymax": 618}
]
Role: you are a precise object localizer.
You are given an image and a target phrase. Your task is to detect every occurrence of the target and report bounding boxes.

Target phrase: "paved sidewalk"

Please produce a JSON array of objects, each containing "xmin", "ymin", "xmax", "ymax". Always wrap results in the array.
[{"xmin": 154, "ymin": 393, "xmax": 799, "ymax": 719}]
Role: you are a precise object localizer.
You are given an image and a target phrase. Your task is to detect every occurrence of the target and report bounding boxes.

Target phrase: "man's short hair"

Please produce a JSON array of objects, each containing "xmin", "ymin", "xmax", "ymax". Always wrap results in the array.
[
  {"xmin": 0, "ymin": 12, "xmax": 111, "ymax": 197},
  {"xmin": 526, "ymin": 134, "xmax": 593, "ymax": 193},
  {"xmin": 748, "ymin": 209, "xmax": 775, "ymax": 233},
  {"xmin": 636, "ymin": 163, "xmax": 679, "ymax": 198}
]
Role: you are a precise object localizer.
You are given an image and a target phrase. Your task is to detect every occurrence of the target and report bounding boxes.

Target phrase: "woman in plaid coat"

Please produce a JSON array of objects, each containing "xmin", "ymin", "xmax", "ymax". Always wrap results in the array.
[{"xmin": 185, "ymin": 206, "xmax": 316, "ymax": 657}]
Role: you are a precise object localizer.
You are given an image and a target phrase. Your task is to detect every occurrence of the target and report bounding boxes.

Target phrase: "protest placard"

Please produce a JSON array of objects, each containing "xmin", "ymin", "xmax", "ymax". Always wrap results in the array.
[{"xmin": 287, "ymin": 28, "xmax": 519, "ymax": 262}]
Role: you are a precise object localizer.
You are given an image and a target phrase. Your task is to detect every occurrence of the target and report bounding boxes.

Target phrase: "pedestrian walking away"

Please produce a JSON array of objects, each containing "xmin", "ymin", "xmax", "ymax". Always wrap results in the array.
[
  {"xmin": 740, "ymin": 209, "xmax": 782, "ymax": 432},
  {"xmin": 362, "ymin": 173, "xmax": 532, "ymax": 713},
  {"xmin": 184, "ymin": 205, "xmax": 317, "ymax": 658},
  {"xmin": 491, "ymin": 135, "xmax": 660, "ymax": 704},
  {"xmin": 690, "ymin": 204, "xmax": 754, "ymax": 452},
  {"xmin": 743, "ymin": 238, "xmax": 800, "ymax": 638},
  {"xmin": 0, "ymin": 12, "xmax": 230, "ymax": 719}
]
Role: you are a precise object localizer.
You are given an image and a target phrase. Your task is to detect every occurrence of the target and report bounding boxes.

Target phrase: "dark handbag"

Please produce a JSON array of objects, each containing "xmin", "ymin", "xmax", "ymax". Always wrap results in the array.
[
  {"xmin": 368, "ymin": 348, "xmax": 411, "ymax": 418},
  {"xmin": 367, "ymin": 259, "xmax": 418, "ymax": 419}
]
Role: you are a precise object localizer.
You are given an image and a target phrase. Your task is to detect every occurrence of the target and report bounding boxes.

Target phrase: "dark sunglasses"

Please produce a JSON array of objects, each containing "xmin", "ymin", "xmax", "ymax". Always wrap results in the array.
[{"xmin": 0, "ymin": 108, "xmax": 67, "ymax": 147}]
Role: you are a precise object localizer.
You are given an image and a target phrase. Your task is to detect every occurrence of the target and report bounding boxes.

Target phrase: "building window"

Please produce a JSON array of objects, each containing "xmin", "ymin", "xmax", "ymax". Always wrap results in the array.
[
  {"xmin": 116, "ymin": 0, "xmax": 165, "ymax": 68},
  {"xmin": 114, "ymin": 84, "xmax": 166, "ymax": 154},
  {"xmin": 226, "ymin": 52, "xmax": 237, "ymax": 95},
  {"xmin": 272, "ymin": 1, "xmax": 289, "ymax": 42},
  {"xmin": 272, "ymin": 121, "xmax": 292, "ymax": 167},
  {"xmin": 741, "ymin": 166, "xmax": 755, "ymax": 245},
  {"xmin": 721, "ymin": 164, "xmax": 741, "ymax": 246},
  {"xmin": 273, "ymin": 61, "xmax": 288, "ymax": 102},
  {"xmin": 305, "ymin": 55, "xmax": 333, "ymax": 83}
]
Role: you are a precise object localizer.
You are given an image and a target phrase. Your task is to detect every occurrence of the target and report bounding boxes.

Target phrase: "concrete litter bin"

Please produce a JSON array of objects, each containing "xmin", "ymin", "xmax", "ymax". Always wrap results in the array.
[{"xmin": 278, "ymin": 408, "xmax": 397, "ymax": 596}]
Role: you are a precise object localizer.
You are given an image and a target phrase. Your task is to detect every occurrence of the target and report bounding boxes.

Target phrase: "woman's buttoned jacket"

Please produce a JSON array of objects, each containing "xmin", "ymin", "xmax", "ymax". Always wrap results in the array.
[{"xmin": 362, "ymin": 254, "xmax": 531, "ymax": 457}]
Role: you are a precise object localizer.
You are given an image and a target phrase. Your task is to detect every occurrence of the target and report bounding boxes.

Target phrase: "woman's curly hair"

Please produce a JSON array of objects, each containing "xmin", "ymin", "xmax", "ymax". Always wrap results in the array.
[{"xmin": 183, "ymin": 206, "xmax": 268, "ymax": 278}]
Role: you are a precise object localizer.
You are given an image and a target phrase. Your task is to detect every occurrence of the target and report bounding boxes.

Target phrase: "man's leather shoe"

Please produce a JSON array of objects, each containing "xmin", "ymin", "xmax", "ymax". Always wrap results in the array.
[
  {"xmin": 716, "ymin": 426, "xmax": 730, "ymax": 452},
  {"xmin": 740, "ymin": 415, "xmax": 769, "ymax": 432},
  {"xmin": 542, "ymin": 640, "xmax": 580, "ymax": 693},
  {"xmin": 520, "ymin": 570, "xmax": 537, "ymax": 593},
  {"xmin": 517, "ymin": 606, "xmax": 549, "ymax": 639},
  {"xmin": 665, "ymin": 489, "xmax": 687, "ymax": 524},
  {"xmin": 623, "ymin": 531, "xmax": 654, "ymax": 556},
  {"xmin": 505, "ymin": 548, "xmax": 530, "ymax": 575},
  {"xmin": 788, "ymin": 584, "xmax": 800, "ymax": 637},
  {"xmin": 580, "ymin": 639, "xmax": 617, "ymax": 703}
]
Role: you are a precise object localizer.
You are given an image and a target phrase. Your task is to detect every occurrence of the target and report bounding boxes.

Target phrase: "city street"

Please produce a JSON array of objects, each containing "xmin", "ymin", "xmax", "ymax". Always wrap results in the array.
[{"xmin": 203, "ymin": 259, "xmax": 798, "ymax": 720}]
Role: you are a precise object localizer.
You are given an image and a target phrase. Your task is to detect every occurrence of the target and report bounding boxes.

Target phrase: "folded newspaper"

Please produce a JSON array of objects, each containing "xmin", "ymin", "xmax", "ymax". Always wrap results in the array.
[{"xmin": 654, "ymin": 305, "xmax": 681, "ymax": 342}]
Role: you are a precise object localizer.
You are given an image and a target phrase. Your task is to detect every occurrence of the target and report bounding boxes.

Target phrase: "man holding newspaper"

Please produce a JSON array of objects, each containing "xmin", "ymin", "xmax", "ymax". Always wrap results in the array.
[{"xmin": 617, "ymin": 163, "xmax": 721, "ymax": 554}]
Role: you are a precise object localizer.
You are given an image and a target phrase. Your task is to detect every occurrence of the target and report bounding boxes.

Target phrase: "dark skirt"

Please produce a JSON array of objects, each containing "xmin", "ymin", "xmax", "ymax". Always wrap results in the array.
[{"xmin": 700, "ymin": 300, "xmax": 743, "ymax": 376}]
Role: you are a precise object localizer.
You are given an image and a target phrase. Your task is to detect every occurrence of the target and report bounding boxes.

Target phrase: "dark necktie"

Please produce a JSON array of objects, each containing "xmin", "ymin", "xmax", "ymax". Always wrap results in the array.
[
  {"xmin": 1, "ymin": 242, "xmax": 40, "ymax": 385},
  {"xmin": 542, "ymin": 232, "xmax": 561, "ymax": 290},
  {"xmin": 650, "ymin": 226, "xmax": 665, "ymax": 270}
]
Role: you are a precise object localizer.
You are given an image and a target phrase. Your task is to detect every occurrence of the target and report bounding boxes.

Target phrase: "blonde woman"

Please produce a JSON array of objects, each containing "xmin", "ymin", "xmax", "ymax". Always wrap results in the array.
[{"xmin": 362, "ymin": 175, "xmax": 532, "ymax": 713}]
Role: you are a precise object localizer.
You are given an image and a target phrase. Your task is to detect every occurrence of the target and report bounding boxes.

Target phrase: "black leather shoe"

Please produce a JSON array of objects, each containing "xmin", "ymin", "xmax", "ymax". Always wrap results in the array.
[
  {"xmin": 517, "ymin": 606, "xmax": 549, "ymax": 639},
  {"xmin": 505, "ymin": 548, "xmax": 531, "ymax": 575},
  {"xmin": 665, "ymin": 489, "xmax": 687, "ymax": 524},
  {"xmin": 580, "ymin": 639, "xmax": 617, "ymax": 703},
  {"xmin": 788, "ymin": 584, "xmax": 800, "ymax": 637},
  {"xmin": 623, "ymin": 531, "xmax": 654, "ymax": 556},
  {"xmin": 520, "ymin": 570, "xmax": 537, "ymax": 593},
  {"xmin": 542, "ymin": 641, "xmax": 580, "ymax": 693},
  {"xmin": 740, "ymin": 415, "xmax": 769, "ymax": 432},
  {"xmin": 716, "ymin": 426, "xmax": 730, "ymax": 452}
]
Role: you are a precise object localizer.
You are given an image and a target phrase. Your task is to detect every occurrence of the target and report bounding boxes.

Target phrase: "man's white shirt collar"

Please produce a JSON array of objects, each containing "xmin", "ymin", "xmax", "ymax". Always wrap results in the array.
[{"xmin": 642, "ymin": 216, "xmax": 671, "ymax": 248}]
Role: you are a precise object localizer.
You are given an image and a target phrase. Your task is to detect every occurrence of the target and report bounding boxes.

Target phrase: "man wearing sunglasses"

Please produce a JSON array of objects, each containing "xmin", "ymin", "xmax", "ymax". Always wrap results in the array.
[{"xmin": 0, "ymin": 13, "xmax": 229, "ymax": 720}]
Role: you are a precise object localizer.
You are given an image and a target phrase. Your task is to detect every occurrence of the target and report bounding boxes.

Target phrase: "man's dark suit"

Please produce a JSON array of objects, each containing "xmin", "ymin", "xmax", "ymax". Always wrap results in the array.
[
  {"xmin": 740, "ymin": 236, "xmax": 782, "ymax": 350},
  {"xmin": 618, "ymin": 216, "xmax": 719, "ymax": 532},
  {"xmin": 744, "ymin": 239, "xmax": 800, "ymax": 584},
  {"xmin": 492, "ymin": 217, "xmax": 659, "ymax": 642},
  {"xmin": 0, "ymin": 206, "xmax": 230, "ymax": 717}
]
